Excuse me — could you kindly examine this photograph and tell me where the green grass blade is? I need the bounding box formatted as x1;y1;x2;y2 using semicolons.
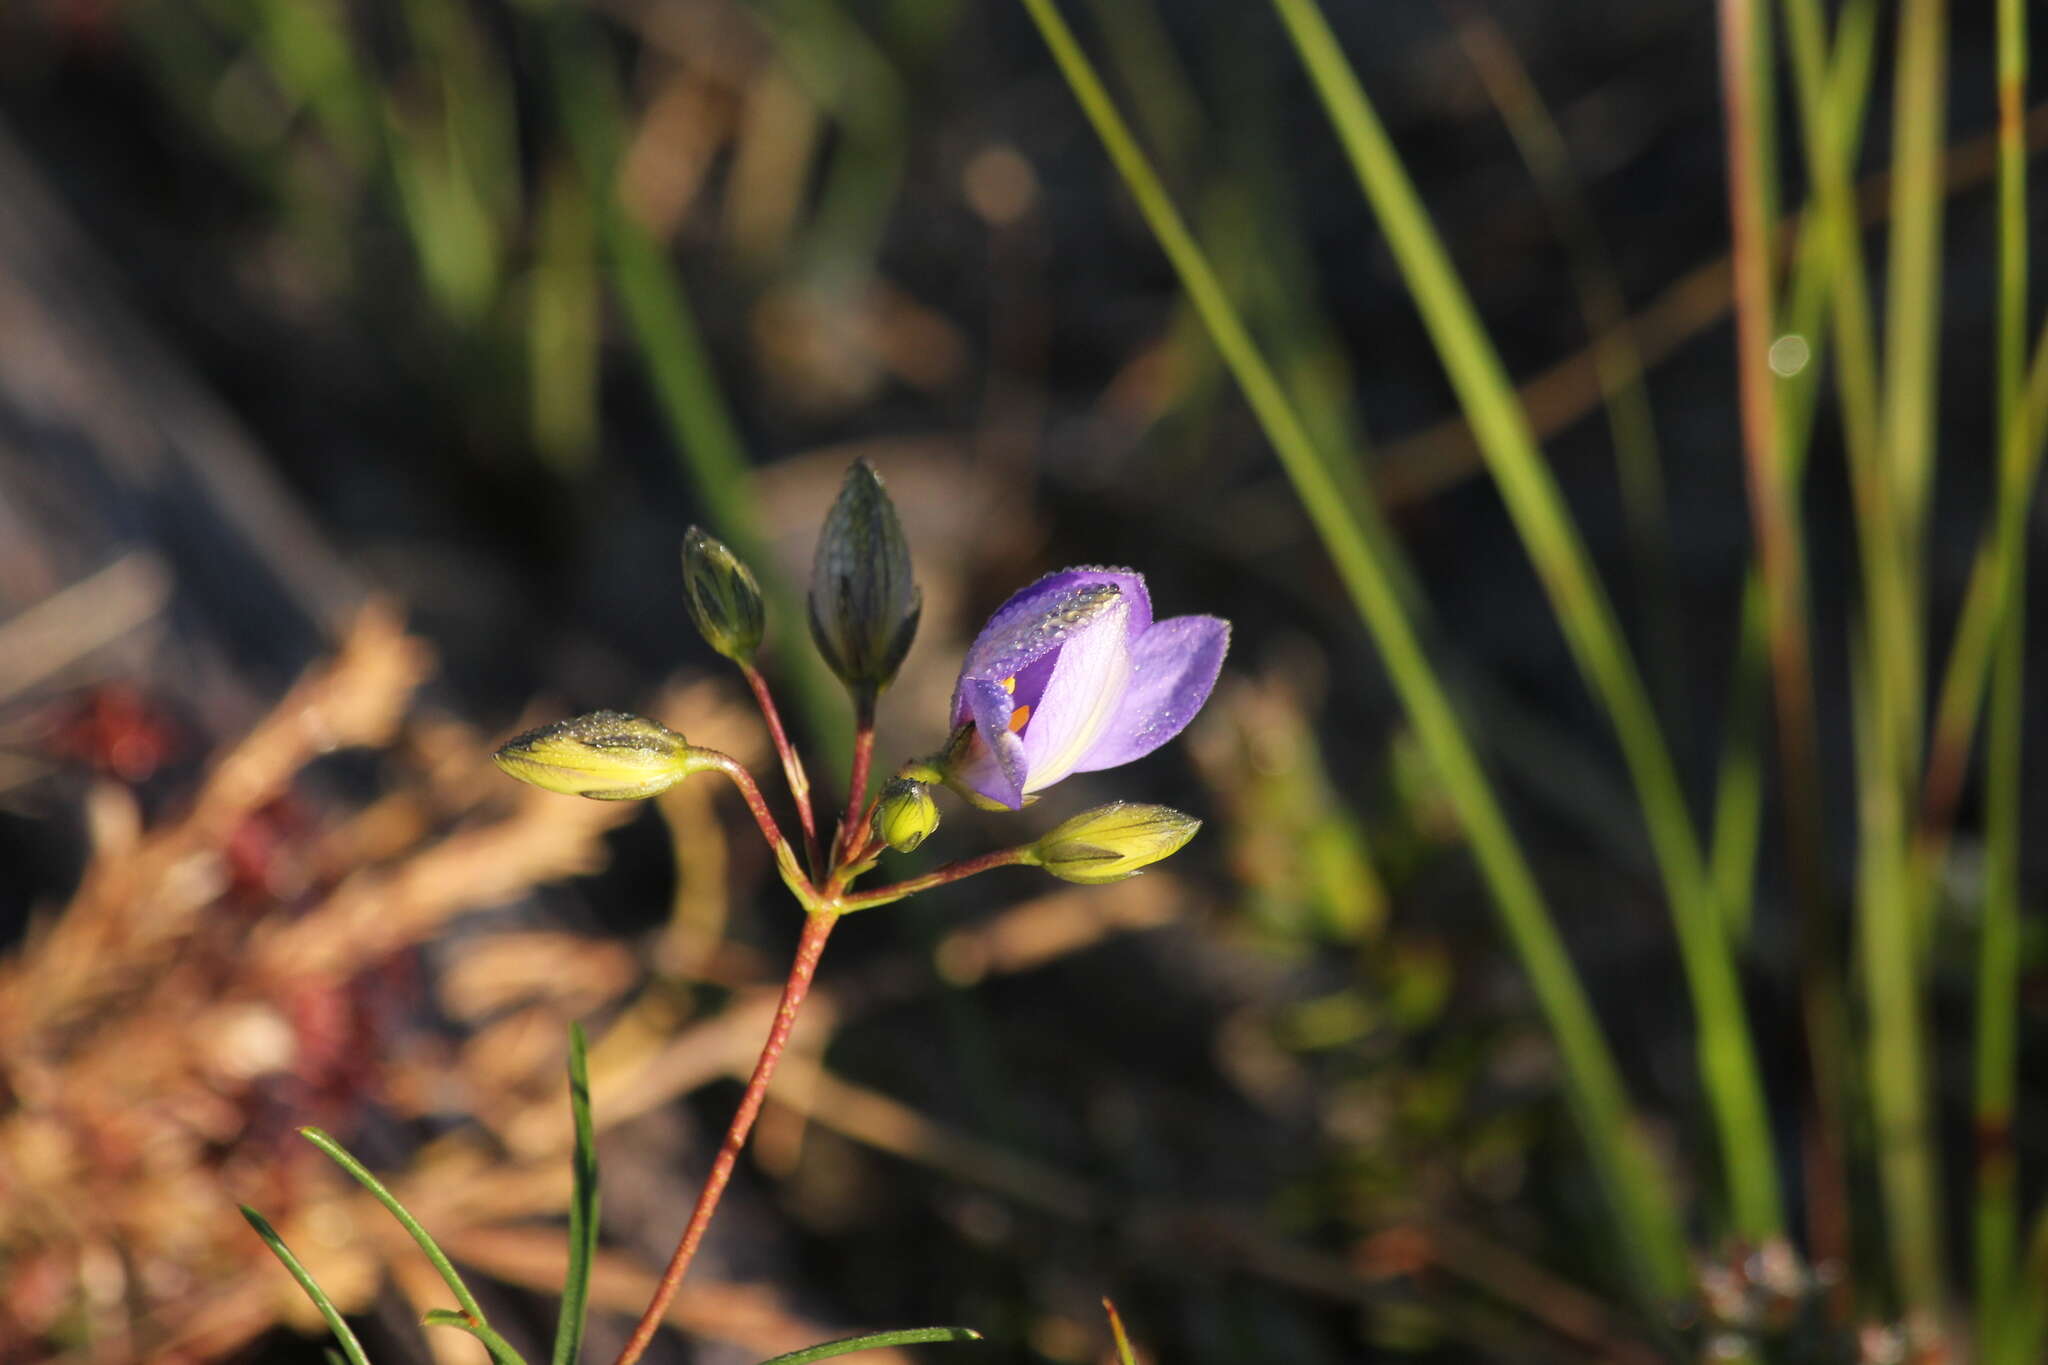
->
754;1327;983;1363
1266;0;1781;1243
1102;1300;1138;1365
1976;0;2030;1345
554;1023;601;1365
239;1206;373;1365
1708;579;1768;938
1015;0;1689;1299
1999;1199;2048;1365
1715;0;1876;948
300;1126;524;1361
1448;5;1684;736
1882;0;1949;564
425;1308;530;1365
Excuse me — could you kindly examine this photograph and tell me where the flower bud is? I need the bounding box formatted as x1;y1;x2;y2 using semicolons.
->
681;527;766;663
493;711;703;800
809;460;920;699
1031;802;1200;884
871;778;941;853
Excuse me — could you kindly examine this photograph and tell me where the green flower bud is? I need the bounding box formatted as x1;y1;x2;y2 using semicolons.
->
1031;802;1201;884
808;460;921;699
493;711;705;800
872;778;941;853
681;527;766;663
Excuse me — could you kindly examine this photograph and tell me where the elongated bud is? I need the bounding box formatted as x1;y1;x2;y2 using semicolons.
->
1031;802;1200;884
681;527;766;663
493;711;707;800
809;460;920;699
872;778;940;852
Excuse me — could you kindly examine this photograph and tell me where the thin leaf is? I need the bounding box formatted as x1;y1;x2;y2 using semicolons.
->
553;1022;601;1365
239;1206;373;1365
1102;1299;1138;1365
300;1126;523;1364
425;1308;530;1365
754;1326;983;1364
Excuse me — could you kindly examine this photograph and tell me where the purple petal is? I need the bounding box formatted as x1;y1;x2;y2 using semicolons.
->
1018;591;1133;793
1075;615;1230;773
956;677;1029;808
955;569;1151;698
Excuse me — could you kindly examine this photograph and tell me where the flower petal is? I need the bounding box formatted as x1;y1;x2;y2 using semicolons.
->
955;569;1151;699
956;677;1029;809
1075;615;1229;773
1019;591;1133;793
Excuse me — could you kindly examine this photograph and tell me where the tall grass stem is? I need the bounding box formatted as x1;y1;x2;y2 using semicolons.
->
1016;0;1690;1298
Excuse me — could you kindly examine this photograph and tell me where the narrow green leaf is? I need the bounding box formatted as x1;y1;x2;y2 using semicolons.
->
755;1327;983;1364
1102;1300;1138;1365
424;1308;529;1365
553;1022;601;1365
239;1205;373;1365
300;1126;525;1364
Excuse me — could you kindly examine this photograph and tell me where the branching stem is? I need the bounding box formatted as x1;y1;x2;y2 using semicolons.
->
741;662;821;876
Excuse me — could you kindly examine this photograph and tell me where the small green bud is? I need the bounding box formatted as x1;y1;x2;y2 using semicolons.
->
493;711;704;800
809;459;920;698
1031;802;1201;884
872;778;941;852
681;527;766;663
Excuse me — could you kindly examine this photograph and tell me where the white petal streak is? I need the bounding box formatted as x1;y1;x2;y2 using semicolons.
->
1020;594;1131;793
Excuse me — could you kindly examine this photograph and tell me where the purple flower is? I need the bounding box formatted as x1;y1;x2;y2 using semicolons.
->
944;568;1229;810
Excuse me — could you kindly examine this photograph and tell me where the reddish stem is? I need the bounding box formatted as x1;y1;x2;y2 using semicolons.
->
611;909;838;1365
697;751;811;904
839;845;1035;913
740;662;821;875
835;697;877;868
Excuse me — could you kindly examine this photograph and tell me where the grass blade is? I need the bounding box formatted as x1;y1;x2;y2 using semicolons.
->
1015;0;1689;1300
1265;0;1781;1244
1975;0;2030;1346
554;1022;601;1365
239;1206;373;1365
1446;2;1683;734
1102;1300;1138;1365
755;1327;984;1363
425;1308;531;1365
300;1126;526;1363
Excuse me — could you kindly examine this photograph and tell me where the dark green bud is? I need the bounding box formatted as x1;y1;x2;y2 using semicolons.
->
681;527;765;663
1031;802;1201;884
872;778;941;853
808;460;920;698
493;710;708;800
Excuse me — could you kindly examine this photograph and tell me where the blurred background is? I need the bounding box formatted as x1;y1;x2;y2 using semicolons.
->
0;0;2038;1361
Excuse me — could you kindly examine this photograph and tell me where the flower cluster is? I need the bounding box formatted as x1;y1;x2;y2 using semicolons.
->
495;460;1229;904
488;460;1228;1343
